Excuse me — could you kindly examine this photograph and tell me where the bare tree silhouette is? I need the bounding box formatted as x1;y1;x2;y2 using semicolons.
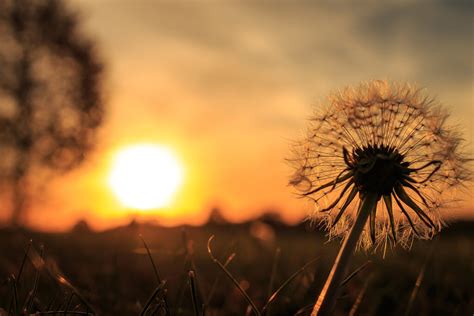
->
0;0;105;225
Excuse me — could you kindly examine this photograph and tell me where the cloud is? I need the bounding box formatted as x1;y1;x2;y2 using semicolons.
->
356;1;472;83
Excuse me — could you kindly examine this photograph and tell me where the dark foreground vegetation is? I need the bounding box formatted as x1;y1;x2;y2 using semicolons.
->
0;218;473;315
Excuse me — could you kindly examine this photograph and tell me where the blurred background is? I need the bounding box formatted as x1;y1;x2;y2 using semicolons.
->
0;0;472;231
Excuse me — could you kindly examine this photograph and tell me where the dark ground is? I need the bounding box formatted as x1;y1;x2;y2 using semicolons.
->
0;218;473;315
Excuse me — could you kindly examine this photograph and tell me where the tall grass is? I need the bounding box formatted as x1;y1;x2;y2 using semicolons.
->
0;222;472;315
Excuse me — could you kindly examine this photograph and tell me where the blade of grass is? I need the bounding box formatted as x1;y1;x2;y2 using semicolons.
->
207;235;261;316
182;229;205;305
189;271;200;316
294;303;314;316
8;240;32;315
17;239;32;282
56;291;69;313
339;261;372;288
139;235;162;283
139;234;170;316
35;253;94;314
7;276;18;316
62;277;96;315
348;278;370;316
262;256;320;314
32;251;94;314
206;252;236;305
404;240;436;316
404;262;427;316
267;248;281;299
140;281;166;316
63;293;74;315
149;301;166;316
25;245;44;313
46;286;61;311
55;275;96;314
175;229;195;312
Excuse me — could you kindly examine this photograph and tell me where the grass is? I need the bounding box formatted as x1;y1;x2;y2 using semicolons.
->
0;220;472;315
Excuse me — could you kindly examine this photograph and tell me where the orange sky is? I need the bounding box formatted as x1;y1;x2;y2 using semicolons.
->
6;1;472;231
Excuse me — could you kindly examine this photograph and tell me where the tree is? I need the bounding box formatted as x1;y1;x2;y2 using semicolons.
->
0;0;105;225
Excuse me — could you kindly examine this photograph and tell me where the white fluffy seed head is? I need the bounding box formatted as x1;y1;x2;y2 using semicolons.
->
289;80;472;250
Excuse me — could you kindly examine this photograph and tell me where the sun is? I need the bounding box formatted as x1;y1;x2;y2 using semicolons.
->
108;144;183;210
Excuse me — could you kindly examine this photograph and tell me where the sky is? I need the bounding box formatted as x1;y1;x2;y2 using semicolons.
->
7;0;473;231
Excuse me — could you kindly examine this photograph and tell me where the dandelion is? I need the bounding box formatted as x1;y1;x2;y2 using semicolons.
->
289;80;471;315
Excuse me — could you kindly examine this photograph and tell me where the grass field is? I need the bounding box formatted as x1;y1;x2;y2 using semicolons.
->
0;219;473;315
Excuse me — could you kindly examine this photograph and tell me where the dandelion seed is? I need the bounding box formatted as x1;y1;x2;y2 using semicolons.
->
289;80;471;316
290;80;471;249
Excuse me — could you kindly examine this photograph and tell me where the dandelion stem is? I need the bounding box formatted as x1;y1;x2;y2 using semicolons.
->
312;192;378;316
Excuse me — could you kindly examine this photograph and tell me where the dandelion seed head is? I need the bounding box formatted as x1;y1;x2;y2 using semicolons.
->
289;80;472;249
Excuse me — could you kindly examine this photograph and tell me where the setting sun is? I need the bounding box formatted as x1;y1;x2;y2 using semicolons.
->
108;144;183;210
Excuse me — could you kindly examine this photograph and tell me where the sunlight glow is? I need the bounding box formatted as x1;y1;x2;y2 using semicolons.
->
109;144;183;210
